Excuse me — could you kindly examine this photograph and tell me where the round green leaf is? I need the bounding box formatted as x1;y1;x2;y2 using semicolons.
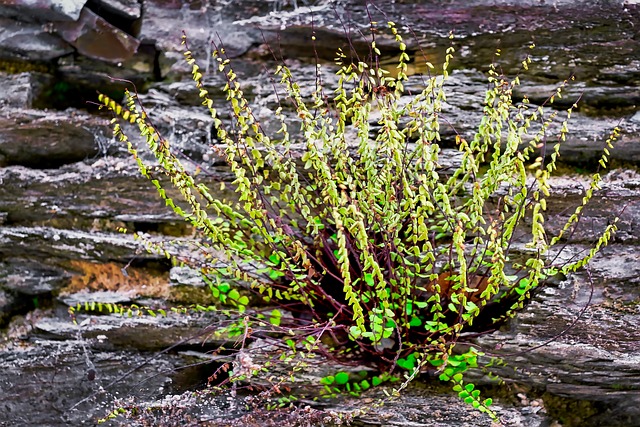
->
228;289;240;301
320;376;335;385
334;372;350;385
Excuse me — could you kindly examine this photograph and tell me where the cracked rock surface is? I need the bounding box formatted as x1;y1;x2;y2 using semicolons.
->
0;1;639;426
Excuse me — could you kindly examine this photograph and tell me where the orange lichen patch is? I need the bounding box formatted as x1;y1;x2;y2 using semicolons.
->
60;260;170;298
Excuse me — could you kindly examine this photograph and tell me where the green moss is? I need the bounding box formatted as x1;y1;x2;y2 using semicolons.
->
0;59;52;74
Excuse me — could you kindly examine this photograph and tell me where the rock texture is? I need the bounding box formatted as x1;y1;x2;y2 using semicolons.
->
0;1;639;426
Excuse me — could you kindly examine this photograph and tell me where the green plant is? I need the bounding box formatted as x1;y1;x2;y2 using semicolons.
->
95;20;619;422
319;370;399;398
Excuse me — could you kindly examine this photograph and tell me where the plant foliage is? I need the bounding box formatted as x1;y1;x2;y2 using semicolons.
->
95;21;619;421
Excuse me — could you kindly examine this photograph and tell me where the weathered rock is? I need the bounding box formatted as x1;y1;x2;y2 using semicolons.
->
0;1;638;426
513;81;640;113
139;0;252;53
55;7;140;63
128;88;226;160
473;243;640;427
0;156;234;228
0;225;200;311
0;116;100;168
54;52;155;109
61;259;171;299
58;289;136;307
0;288;22;326
338;385;547;427
90;0;141;21
114;383;548;427
541;170;640;244
0;17;73;62
0;71;53;108
0;108;112;167
170;266;206;287
0;337;186;426
140;0;260;79
0;0;85;22
0;258;70;295
34;310;228;351
0;226;141;264
424;70;640;165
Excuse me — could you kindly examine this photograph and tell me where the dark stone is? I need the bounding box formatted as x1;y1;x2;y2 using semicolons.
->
0;17;73;62
0;158;192;228
513;82;640;115
474;244;640;427
0;116;99;168
0;1;638;426
0;338;185;426
0;259;70;295
0;0;85;22
0;289;22;326
54;51;154;110
89;0;141;22
0;226;140;263
54;7;140;63
140;0;259;78
33;311;229;351
0;71;53;108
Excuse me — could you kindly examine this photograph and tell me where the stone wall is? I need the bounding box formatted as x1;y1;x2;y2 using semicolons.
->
0;1;639;426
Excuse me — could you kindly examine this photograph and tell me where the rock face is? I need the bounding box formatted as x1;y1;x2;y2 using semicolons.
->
0;1;639;426
0;115;101;168
0;0;86;22
55;7;140;63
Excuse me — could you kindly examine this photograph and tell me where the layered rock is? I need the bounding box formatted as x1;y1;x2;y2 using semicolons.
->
0;1;639;426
